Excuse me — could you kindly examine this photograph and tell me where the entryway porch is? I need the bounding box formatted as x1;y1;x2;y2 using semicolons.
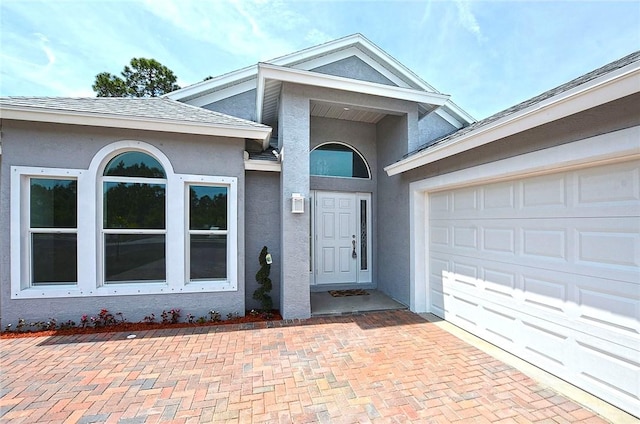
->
310;289;406;316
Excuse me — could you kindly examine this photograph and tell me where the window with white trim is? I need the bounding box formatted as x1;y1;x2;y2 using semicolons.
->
11;140;238;299
187;184;228;281
101;152;167;283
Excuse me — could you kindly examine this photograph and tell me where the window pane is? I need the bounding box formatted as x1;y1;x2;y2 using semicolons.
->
32;233;77;284
310;143;369;178
30;179;77;228
105;234;165;282
189;185;228;230
190;235;227;280
104;182;165;229
104;152;166;178
360;200;368;271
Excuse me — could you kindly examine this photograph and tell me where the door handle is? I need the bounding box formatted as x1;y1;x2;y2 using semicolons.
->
352;238;357;259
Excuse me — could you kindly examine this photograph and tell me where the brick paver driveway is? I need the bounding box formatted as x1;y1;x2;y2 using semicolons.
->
1;310;609;423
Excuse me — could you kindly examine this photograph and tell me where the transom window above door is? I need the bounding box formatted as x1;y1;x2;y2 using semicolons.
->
310;143;370;179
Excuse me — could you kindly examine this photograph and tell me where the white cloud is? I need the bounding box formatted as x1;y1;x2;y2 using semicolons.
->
455;0;486;43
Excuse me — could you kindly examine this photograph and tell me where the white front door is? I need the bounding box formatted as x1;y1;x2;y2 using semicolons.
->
314;191;371;285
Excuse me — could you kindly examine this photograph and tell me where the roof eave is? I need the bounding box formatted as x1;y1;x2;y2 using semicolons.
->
256;63;450;124
0;107;272;143
385;60;640;176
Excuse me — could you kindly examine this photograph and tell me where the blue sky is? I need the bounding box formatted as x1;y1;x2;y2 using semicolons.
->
1;0;638;120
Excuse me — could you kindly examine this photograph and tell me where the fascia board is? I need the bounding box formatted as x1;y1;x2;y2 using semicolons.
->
1;107;272;142
287;47;412;89
244;159;281;172
271;34;438;93
386;62;640;176
165;65;258;102
257;63;450;108
184;79;257;108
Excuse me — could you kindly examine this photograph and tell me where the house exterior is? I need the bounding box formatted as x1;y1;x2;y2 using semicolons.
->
0;34;638;415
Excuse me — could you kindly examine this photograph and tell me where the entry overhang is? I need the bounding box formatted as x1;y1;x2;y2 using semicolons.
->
256;62;451;141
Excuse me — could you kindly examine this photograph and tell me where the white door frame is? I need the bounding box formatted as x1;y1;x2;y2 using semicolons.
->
311;190;372;286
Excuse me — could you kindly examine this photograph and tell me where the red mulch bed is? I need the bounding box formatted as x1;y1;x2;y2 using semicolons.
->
0;311;283;339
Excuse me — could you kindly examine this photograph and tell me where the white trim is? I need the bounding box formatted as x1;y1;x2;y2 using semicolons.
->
269;34;439;93
164;65;258;102
287;46;413;89
257;63;450;123
181;175;238;292
182;79;257;108
408;126;640;313
11;166;85;298
244;160;281;172
1;106;271;142
387;60;640;176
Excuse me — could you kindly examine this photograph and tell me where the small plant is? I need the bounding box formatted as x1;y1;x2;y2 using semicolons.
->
196;316;207;324
59;320;76;330
209;310;221;322
143;313;156;324
253;246;273;311
95;309;116;327
186;314;195;324
249;309;260;317
80;314;90;328
226;312;239;321
115;312;126;323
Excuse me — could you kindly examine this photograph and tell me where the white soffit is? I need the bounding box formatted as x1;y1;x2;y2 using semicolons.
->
0;106;272;142
386;59;640;176
256;63;450;124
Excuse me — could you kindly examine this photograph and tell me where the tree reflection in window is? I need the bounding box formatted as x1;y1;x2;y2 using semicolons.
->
104;151;166;178
310;143;370;179
102;151;167;283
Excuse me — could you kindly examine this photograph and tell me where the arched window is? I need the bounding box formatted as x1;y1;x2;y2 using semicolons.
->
310;143;370;179
101;151;167;283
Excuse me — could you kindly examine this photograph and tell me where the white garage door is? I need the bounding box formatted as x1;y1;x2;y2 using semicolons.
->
428;159;640;416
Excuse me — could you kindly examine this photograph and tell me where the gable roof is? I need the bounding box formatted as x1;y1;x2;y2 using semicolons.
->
0;97;272;142
385;50;640;176
165;34;474;133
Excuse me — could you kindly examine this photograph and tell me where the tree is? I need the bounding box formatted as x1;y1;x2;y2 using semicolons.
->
93;58;180;97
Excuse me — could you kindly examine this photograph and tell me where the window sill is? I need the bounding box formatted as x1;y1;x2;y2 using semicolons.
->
12;281;237;299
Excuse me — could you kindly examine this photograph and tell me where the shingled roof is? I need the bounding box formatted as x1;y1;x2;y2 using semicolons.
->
406;50;640;159
0;96;272;142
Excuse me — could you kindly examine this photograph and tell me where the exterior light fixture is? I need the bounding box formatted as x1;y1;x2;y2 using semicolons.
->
291;193;304;213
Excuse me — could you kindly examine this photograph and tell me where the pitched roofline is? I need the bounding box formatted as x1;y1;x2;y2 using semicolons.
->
0;103;272;142
385;54;640;176
164;34;474;127
256;62;450;123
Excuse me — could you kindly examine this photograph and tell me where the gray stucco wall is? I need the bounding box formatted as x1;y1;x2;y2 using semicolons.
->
204;89;257;122
278;83;312;319
312;56;396;86
418;112;458;147
244;171;281;310
376;114;412;305
0;120;248;326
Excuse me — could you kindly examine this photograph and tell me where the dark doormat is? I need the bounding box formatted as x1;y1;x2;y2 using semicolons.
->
328;289;370;297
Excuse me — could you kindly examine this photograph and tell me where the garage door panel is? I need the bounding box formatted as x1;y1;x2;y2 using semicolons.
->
575;280;640;337
575;160;640;206
431;217;639;282
575;335;640;408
